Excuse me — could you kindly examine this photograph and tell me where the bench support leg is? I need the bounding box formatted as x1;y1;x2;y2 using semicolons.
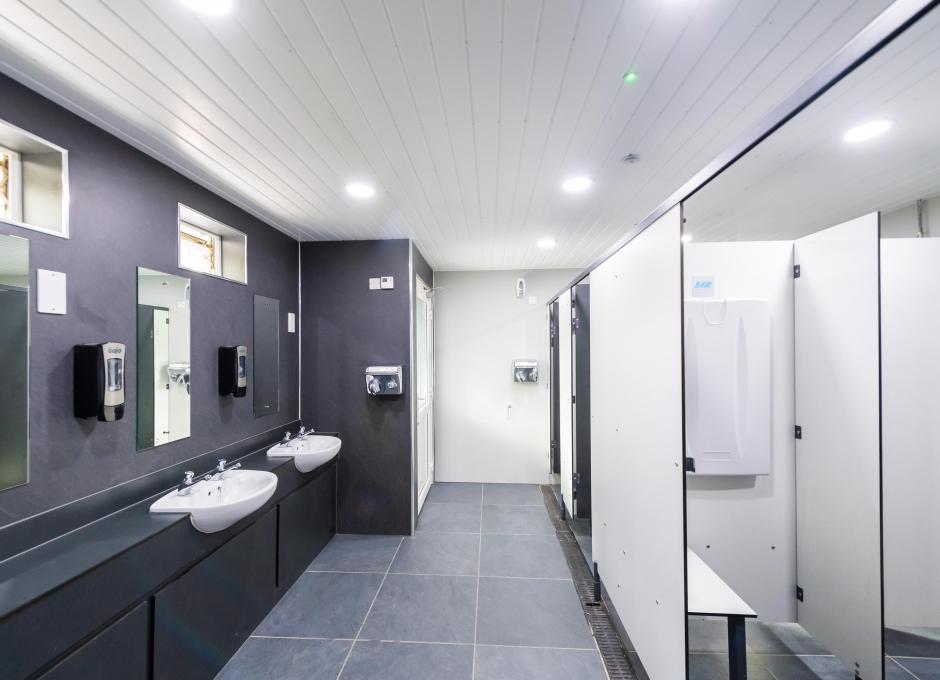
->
727;615;747;680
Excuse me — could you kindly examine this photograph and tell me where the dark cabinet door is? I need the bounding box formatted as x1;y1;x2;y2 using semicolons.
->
278;464;336;591
153;509;277;680
40;601;149;680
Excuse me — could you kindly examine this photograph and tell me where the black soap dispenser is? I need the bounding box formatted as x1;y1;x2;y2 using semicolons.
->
219;345;248;397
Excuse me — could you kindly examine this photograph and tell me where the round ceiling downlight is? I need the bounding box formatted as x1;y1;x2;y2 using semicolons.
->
562;176;592;193
843;120;892;144
345;183;376;199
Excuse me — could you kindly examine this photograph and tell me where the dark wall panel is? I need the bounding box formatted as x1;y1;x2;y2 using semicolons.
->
301;240;412;535
0;73;299;531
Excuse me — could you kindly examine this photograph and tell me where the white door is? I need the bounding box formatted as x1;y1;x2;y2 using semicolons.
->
153;308;170;446
416;278;435;511
558;288;574;515
794;213;882;680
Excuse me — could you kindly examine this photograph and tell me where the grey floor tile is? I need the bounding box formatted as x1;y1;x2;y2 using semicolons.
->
483;483;544;506
339;640;474;680
887;657;928;679
391;532;480;576
576;534;593;567
479;533;570;579
254;572;383;639
416;502;481;533
308;534;403;573
482;505;555;535
886;627;940;658
894;657;940;679
360;574;477;643
746;621;830;655
476;576;594;648
688;652;773;680
760;654;856;680
216;638;350;680
688;617;730;654
474;645;607;680
426;482;482;504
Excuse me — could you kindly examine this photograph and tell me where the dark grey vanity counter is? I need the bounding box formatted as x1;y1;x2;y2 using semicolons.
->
0;448;294;621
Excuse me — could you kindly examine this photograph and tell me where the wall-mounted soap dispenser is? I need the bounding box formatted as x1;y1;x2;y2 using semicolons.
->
365;366;403;396
74;342;126;421
219;345;248;397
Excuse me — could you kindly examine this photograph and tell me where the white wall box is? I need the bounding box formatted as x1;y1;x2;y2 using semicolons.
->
36;269;66;315
684;298;771;476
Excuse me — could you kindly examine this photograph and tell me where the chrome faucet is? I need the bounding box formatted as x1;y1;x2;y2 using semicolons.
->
177;470;209;495
297;424;315;439
281;431;293;446
210;458;241;480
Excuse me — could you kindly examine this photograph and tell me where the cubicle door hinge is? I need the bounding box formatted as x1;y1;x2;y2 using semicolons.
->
793;264;801;279
795;425;802;440
571;394;576;404
551;439;557;451
571;316;580;332
684;456;696;473
796;585;804;602
572;472;580;498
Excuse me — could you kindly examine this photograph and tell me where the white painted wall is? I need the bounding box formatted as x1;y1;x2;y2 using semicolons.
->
683;241;796;622
433;269;579;484
882;238;940;628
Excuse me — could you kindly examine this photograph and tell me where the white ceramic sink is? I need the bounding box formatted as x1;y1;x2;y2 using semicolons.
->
150;469;278;533
267;435;341;473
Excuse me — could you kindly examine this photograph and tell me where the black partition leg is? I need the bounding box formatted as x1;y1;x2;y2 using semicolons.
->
727;615;747;680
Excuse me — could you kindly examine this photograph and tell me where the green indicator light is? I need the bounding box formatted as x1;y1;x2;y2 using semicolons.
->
623;71;638;84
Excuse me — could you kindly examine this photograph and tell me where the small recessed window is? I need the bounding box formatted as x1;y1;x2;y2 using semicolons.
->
177;204;247;284
0;118;69;238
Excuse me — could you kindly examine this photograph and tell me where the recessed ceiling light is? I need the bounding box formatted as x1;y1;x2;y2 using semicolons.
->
843;119;892;144
681;234;693;243
562;176;592;193
623;71;639;84
345;183;376;199
179;0;232;16
537;238;557;249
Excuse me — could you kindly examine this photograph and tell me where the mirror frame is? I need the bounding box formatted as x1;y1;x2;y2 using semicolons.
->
0;233;30;492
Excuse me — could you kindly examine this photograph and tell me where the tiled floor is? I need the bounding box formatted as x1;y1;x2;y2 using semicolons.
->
217;482;608;680
689;618;940;679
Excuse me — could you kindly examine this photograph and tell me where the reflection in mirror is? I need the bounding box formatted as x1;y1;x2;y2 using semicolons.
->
252;295;279;417
882;202;940;663
0;118;68;237
0;234;28;490
137;268;190;450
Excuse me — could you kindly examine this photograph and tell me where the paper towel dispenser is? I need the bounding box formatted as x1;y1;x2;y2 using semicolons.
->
74;342;126;422
512;360;539;383
365;366;402;396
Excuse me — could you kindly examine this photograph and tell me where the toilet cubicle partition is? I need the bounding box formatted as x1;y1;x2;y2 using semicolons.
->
590;206;687;679
558;288;574;515
793;213;883;678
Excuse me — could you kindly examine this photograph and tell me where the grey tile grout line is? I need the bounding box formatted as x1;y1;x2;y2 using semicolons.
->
334;536;404;680
305;568;571;582
890;657;923;680
472;482;484;680
249;635;597;652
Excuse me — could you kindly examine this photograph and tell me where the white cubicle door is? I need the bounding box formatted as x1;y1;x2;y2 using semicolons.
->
558;288;574;514
794;212;882;680
591;206;686;680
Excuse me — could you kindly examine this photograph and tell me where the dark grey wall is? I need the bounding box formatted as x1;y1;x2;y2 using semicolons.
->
0;73;299;530
301;240;412;535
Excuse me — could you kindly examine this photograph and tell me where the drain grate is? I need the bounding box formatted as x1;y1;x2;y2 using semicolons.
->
541;486;637;680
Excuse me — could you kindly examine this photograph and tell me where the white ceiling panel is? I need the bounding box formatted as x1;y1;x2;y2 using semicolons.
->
0;0;898;269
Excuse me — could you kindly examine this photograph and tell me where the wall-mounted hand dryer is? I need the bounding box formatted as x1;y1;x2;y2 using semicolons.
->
74;342;126;422
512;360;539;383
219;345;248;397
365;366;403;396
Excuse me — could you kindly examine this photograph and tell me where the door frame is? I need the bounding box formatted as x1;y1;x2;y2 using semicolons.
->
415;276;434;512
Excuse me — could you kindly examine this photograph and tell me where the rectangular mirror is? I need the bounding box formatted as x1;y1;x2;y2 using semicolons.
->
137;268;190;450
0;118;68;238
0;234;28;490
252;294;279;417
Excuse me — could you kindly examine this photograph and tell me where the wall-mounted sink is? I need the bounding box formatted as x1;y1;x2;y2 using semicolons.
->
150;469;278;533
268;435;341;473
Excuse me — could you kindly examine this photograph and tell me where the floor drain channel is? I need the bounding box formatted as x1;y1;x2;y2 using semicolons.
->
541;486;637;680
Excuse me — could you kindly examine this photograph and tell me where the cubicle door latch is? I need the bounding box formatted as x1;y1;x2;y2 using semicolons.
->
796;586;804;602
684;456;696;473
572;472;580;499
793;264;801;279
795;425;802;440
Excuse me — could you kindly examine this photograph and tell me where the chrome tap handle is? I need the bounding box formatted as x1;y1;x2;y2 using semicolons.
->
183;471;194;484
297;425;307;438
281;431;292;445
217;459;227;472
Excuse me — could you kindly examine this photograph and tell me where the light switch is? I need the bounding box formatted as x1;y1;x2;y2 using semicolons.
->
369;277;381;290
37;269;67;314
380;276;395;289
287;312;296;333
